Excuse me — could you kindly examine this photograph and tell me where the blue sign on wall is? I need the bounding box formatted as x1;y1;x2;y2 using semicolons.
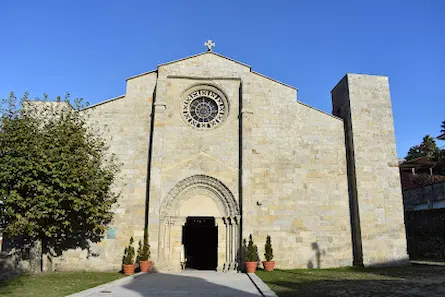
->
107;227;117;239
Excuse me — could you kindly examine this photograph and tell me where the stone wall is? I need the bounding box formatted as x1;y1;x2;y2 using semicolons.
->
147;53;353;269
332;74;409;266
246;74;352;269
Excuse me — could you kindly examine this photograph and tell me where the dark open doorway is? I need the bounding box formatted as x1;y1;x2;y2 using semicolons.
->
182;216;217;270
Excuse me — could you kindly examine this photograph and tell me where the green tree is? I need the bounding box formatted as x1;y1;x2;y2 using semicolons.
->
405;135;439;161
436;149;445;175
405;145;423;161
419;135;439;158
0;92;120;270
441;120;445;133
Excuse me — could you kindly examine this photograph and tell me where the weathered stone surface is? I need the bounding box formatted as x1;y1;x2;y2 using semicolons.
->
332;74;409;266
50;52;406;271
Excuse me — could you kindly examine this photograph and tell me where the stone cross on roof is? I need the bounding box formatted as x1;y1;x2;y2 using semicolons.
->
204;40;215;52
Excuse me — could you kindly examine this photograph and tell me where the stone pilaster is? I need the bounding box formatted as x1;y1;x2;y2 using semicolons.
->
217;218;226;271
240;83;253;262
148;77;167;265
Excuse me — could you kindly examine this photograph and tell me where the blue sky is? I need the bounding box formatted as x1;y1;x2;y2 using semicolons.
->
1;1;444;157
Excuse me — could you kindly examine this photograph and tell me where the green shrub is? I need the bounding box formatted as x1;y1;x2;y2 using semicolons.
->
123;237;135;265
245;234;258;262
264;235;274;261
136;239;142;262
138;228;151;261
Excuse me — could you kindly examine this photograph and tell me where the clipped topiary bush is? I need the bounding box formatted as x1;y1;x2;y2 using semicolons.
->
139;228;151;261
246;234;258;262
123;237;135;265
264;235;274;261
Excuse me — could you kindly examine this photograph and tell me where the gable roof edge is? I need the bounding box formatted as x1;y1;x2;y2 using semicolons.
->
251;70;297;90
81;95;125;111
158;51;251;69
296;100;343;121
126;70;157;81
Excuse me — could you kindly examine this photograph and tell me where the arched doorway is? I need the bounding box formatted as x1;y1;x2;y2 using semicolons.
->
158;175;240;272
182;216;217;270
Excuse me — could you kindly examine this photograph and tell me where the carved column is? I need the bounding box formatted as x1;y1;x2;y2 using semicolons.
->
217;218;226;272
232;217;238;269
232;217;236;269
166;217;173;270
222;217;229;270
229;217;235;269
234;215;240;269
171;217;185;272
158;217;168;267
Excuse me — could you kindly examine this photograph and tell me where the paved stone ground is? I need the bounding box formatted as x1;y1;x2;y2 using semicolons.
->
72;271;266;297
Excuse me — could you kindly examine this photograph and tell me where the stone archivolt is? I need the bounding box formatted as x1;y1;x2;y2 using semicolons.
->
161;175;239;218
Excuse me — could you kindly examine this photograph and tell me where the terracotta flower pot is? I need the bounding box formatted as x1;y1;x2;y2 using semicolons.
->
122;263;136;275
139;260;153;272
263;261;275;272
245;261;257;273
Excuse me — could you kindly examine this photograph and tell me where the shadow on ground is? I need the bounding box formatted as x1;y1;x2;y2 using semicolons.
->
96;271;263;297
257;265;445;297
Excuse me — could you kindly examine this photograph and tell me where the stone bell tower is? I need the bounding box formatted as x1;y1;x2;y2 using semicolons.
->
331;74;409;266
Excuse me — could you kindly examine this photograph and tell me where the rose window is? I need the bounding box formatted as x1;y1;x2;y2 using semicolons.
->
182;89;228;129
190;97;219;123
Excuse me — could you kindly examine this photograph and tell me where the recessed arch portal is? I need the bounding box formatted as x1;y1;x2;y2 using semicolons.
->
158;175;240;272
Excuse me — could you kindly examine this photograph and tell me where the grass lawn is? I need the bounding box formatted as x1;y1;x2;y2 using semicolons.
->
0;271;124;297
256;265;445;297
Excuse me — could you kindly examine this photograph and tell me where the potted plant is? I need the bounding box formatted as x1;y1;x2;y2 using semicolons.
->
122;237;136;275
244;234;258;273
263;235;275;271
137;228;152;272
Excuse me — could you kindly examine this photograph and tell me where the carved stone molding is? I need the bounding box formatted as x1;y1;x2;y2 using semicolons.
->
161;175;239;218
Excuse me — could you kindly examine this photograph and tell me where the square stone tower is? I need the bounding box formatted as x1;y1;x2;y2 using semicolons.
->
331;74;409;266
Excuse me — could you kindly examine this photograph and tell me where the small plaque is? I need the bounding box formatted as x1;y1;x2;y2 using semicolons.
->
107;227;117;239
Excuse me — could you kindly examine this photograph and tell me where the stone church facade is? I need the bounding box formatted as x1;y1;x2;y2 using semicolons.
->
53;50;408;272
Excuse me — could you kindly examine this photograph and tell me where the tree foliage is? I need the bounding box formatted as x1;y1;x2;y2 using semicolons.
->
436;149;445;175
441;120;445;133
419;135;439;159
405;145;423;161
406;135;439;161
0;92;120;260
405;129;445;175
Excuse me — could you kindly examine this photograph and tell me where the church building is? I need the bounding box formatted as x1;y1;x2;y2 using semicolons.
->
55;42;408;272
